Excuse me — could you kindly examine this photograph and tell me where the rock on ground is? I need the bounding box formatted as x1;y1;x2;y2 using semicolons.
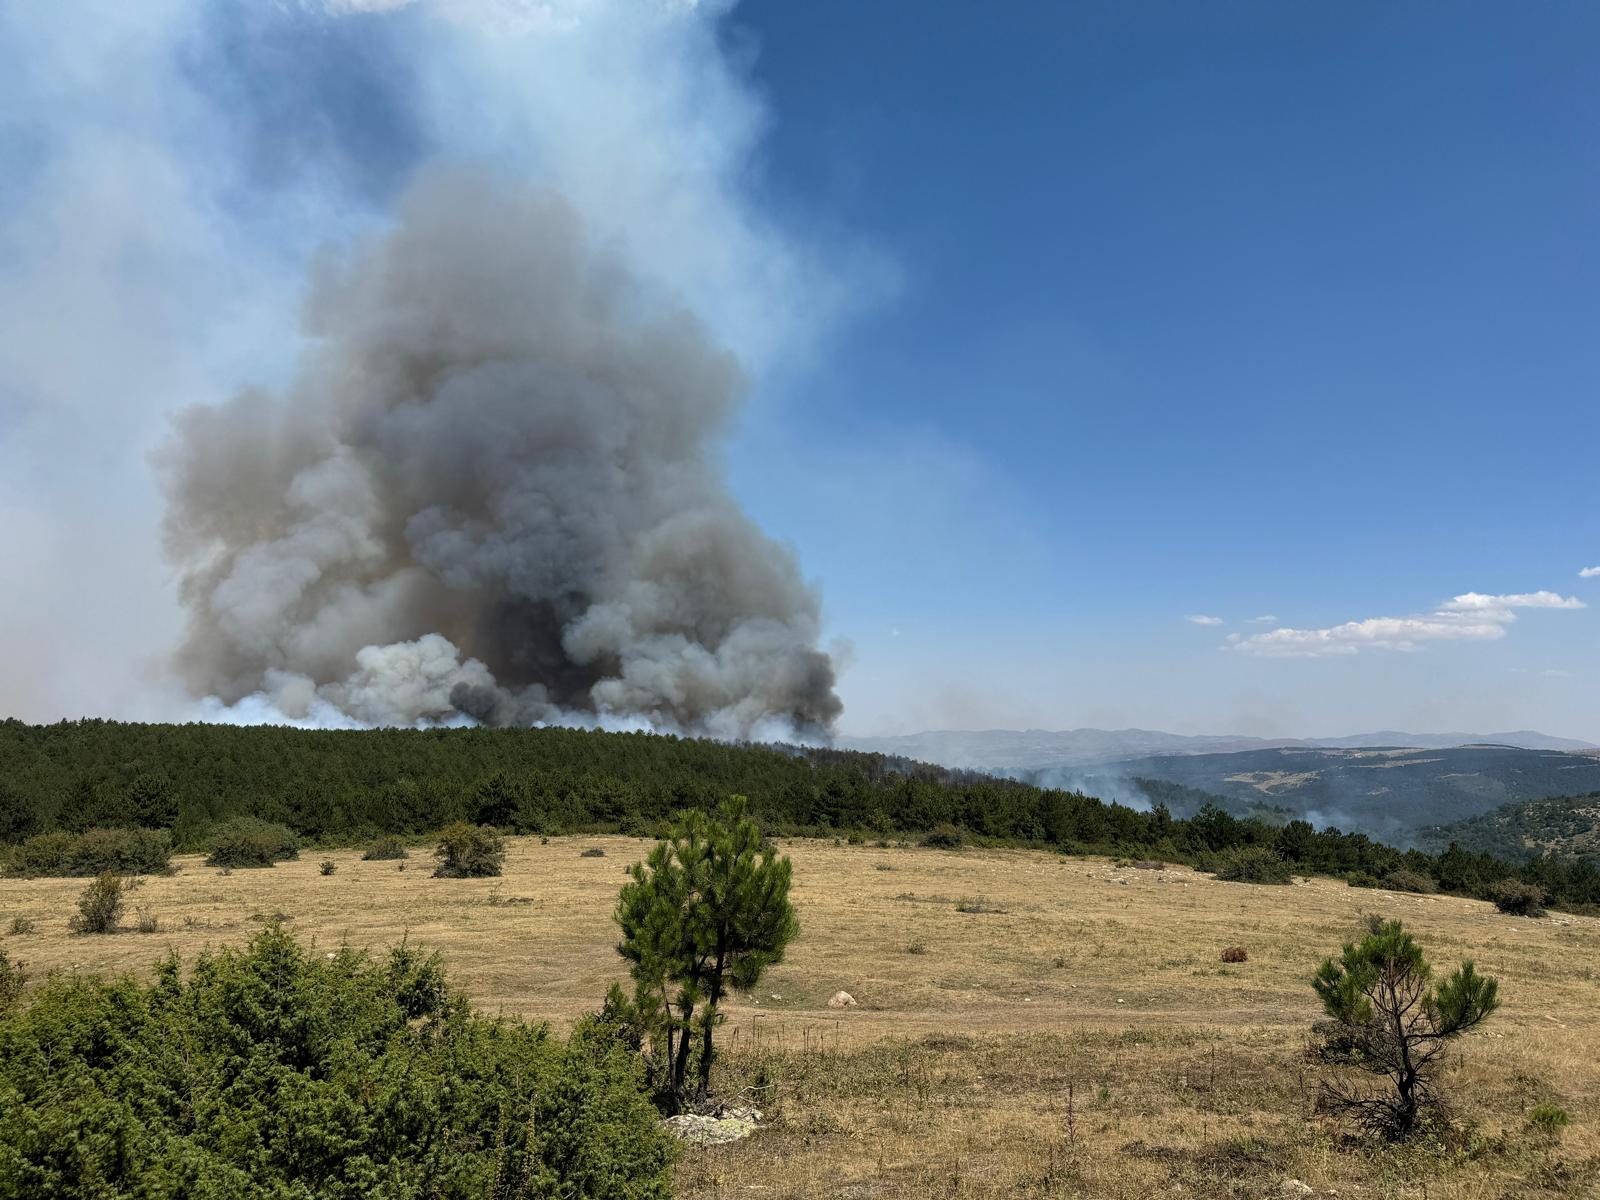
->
663;1108;762;1146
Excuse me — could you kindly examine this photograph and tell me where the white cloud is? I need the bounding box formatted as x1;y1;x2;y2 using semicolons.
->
1231;589;1586;658
1543;668;1573;678
1185;614;1224;626
1439;591;1585;614
1247;614;1278;625
1581;565;1600;579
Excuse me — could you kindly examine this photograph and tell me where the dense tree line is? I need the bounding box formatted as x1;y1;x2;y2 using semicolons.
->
3;719;1598;911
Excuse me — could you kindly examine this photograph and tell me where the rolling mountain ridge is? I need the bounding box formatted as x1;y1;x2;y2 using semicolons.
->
838;727;1597;772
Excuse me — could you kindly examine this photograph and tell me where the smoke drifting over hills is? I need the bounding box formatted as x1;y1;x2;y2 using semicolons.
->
161;172;840;738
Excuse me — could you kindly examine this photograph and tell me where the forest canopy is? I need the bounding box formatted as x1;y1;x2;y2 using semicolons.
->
1;719;1597;912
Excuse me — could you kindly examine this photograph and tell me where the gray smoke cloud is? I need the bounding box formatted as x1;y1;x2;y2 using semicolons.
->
160;169;841;739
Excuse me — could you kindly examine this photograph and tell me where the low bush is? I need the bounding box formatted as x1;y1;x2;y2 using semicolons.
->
5;832;73;877
6;828;171;878
434;822;506;878
69;872;124;934
135;906;159;934
1529;1103;1570;1137
1220;946;1248;963
1381;869;1436;894
1347;871;1380;888
955;896;1005;914
319;860;337;876
361;835;409;861
1492;878;1546;917
206;818;301;868
0;925;675;1198
580;847;607;858
1210;845;1293;885
922;824;966;850
8;916;34;935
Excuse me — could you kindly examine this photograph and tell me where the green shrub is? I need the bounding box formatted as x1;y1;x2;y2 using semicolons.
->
580;847;607;858
205;818;300;868
6;832;75;877
69;872;124;934
0;947;23;1014
1347;871;1380;888
1529;1102;1570;1137
1210;845;1293;885
0;925;674;1198
1492;878;1546;917
5;828;170;878
319;859;337;876
7;916;34;936
433;822;506;878
1381;869;1436;894
922;824;966;850
361;835;409;861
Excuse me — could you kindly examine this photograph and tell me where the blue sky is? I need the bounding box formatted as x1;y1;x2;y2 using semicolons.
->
0;1;1594;739
721;1;1600;736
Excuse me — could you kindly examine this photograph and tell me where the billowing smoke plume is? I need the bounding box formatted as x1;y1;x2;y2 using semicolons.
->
160;168;841;739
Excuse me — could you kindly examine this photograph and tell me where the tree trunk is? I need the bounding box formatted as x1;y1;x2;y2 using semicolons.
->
697;1006;715;1101
670;1001;695;1113
697;944;729;1102
1395;1065;1417;1135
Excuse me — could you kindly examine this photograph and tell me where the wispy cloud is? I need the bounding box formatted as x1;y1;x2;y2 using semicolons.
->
1543;668;1573;678
1438;591;1585;613
1581;565;1600;579
1185;614;1224;626
1246;614;1278;625
1231;590;1586;658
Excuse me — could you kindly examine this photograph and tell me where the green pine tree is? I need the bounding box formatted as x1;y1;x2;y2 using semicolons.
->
1312;917;1498;1137
615;795;798;1111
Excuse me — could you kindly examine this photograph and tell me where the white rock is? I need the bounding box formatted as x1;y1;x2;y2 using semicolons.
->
663;1114;758;1145
827;990;858;1008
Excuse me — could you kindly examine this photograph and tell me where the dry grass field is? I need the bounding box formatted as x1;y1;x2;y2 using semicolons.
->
3;836;1598;1198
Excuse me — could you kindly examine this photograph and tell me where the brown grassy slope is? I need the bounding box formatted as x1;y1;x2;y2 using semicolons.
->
3;837;1598;1198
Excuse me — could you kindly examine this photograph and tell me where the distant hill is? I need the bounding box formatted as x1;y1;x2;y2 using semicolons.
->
838;727;1597;771
1419;792;1600;863
1080;745;1600;841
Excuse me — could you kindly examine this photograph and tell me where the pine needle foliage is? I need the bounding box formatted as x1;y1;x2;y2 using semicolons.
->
616;795;798;1112
0;924;673;1198
1312;918;1498;1138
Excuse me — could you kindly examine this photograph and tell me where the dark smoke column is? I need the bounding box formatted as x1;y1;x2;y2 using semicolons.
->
159;169;841;739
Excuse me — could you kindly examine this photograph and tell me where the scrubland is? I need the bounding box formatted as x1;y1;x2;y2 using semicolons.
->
3;836;1596;1198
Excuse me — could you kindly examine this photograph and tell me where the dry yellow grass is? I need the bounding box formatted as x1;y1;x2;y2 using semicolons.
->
3;836;1598;1198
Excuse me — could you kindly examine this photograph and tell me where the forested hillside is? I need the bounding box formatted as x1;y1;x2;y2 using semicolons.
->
1421;792;1600;863
1097;745;1600;838
3;719;1600;911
